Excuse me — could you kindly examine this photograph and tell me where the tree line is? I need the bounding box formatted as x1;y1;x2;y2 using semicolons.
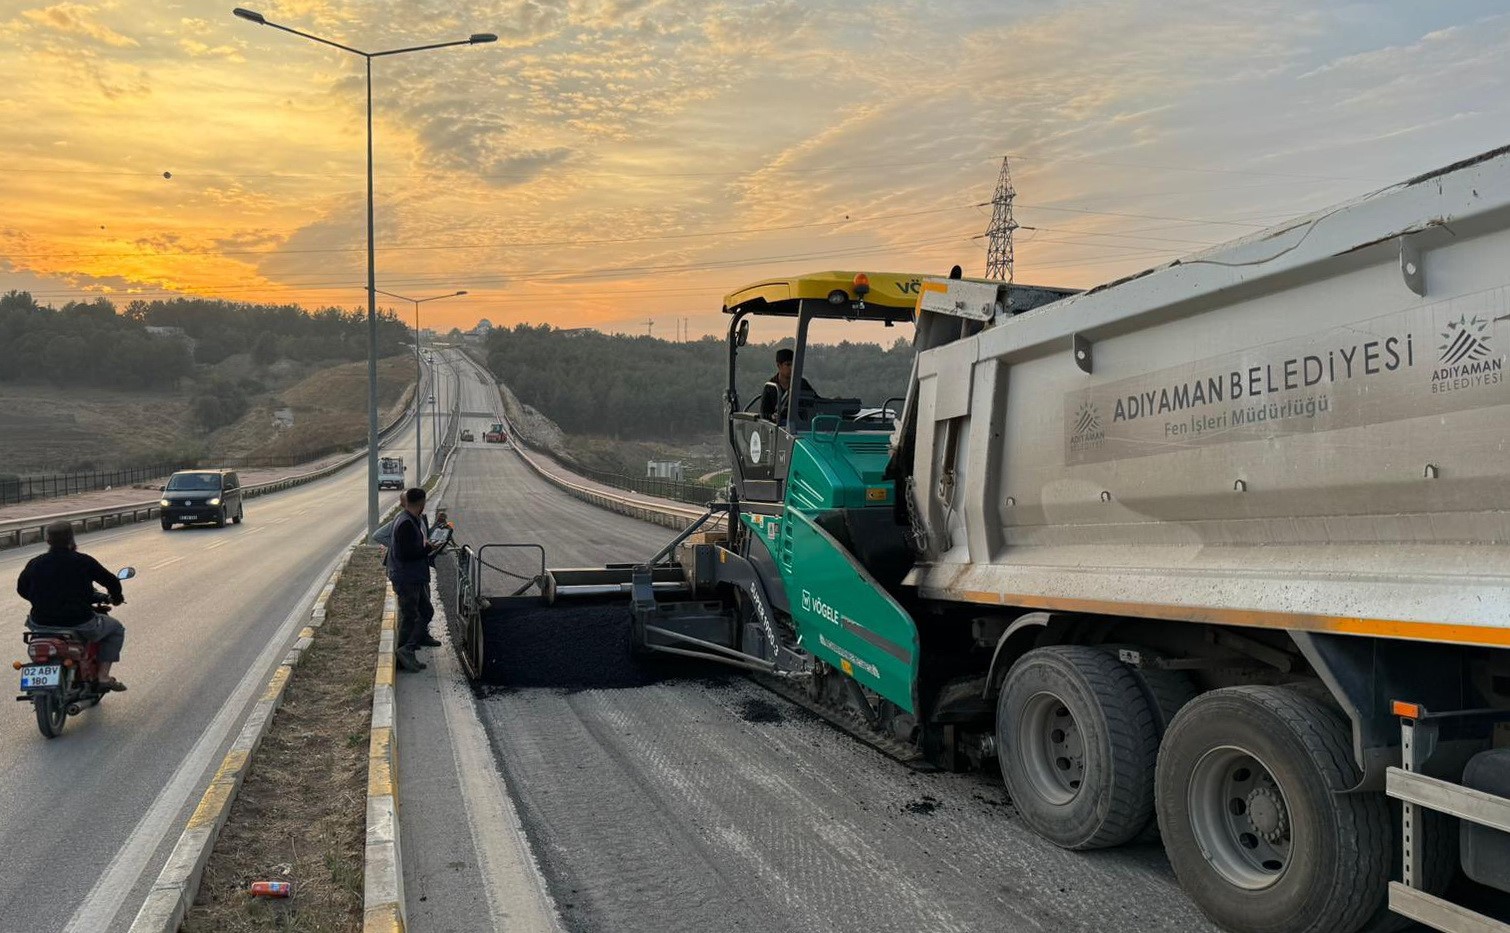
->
0;291;407;387
484;324;915;440
0;291;411;430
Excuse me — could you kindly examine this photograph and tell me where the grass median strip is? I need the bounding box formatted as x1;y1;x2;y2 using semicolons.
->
184;546;387;933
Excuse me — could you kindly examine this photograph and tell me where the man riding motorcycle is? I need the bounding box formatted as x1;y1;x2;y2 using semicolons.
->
16;521;128;691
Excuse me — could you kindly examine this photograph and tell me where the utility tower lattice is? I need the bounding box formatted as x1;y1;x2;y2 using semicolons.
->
984;157;1018;282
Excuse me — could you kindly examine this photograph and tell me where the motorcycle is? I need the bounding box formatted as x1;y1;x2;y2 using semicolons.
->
14;566;135;738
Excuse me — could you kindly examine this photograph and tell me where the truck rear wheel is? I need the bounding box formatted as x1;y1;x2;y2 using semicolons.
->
996;646;1159;849
1155;686;1388;933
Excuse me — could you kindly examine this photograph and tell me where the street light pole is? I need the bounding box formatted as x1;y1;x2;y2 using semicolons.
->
233;8;496;536
375;289;466;477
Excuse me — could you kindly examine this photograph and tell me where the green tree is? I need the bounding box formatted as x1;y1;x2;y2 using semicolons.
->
251;332;280;365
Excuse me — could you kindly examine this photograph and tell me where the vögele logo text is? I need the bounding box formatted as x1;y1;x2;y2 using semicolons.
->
801;589;841;625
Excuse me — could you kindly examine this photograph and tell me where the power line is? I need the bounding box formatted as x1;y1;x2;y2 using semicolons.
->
0;203;988;261
8;233;982;301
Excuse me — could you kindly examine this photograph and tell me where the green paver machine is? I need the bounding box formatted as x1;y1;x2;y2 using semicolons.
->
532;271;1072;756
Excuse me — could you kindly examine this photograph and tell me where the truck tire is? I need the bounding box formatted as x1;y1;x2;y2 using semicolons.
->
997;646;1159;850
1100;647;1199;843
1354;805;1458;933
1155;686;1389;933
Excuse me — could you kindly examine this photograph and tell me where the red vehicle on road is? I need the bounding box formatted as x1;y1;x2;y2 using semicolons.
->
484;422;509;444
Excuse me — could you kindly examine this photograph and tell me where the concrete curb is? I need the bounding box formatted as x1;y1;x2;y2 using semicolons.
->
125;546;359;933
363;591;404;933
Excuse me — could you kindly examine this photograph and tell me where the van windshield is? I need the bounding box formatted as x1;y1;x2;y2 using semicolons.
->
166;472;221;491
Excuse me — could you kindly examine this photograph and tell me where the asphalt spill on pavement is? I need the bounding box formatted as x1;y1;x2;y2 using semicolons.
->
736;698;785;724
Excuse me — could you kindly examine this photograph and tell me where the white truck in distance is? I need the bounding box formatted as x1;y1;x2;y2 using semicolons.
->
377;456;405;490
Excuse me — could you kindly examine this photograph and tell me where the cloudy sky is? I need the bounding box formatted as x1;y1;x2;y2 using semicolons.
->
3;0;1509;337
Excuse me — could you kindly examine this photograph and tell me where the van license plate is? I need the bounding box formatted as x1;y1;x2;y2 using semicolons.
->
181;514;198;521
21;664;61;689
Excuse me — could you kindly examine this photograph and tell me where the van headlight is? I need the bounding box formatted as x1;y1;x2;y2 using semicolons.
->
207;497;221;506
159;499;170;507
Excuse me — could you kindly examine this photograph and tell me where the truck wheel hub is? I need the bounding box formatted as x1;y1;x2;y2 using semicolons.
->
1246;786;1287;843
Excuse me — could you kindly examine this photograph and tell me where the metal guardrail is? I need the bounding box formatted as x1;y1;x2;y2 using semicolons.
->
566;464;719;506
509;442;714;531
0;367;432;550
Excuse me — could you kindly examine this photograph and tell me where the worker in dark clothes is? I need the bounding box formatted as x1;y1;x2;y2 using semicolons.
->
17;521;128;690
759;347;818;423
386;487;443;672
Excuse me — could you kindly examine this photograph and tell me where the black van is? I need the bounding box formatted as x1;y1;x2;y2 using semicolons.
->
159;469;244;530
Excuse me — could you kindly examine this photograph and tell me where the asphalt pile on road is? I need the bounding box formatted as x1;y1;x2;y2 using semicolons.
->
475;596;732;691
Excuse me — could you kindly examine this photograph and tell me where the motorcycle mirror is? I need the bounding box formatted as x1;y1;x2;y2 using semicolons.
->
117;567;136;580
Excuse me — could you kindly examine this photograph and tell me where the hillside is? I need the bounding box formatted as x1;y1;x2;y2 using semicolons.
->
211;356;416;462
0;289;417;474
4;355;414;474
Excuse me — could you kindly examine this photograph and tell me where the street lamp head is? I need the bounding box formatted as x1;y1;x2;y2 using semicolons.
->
469;33;498;44
232;8;267;24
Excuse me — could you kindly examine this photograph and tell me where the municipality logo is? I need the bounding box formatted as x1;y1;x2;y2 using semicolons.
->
1069;400;1105;451
1438;315;1493;366
800;590;812;612
1432;314;1504;390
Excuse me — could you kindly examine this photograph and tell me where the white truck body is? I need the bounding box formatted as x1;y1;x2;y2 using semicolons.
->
907;146;1510;645
901;146;1510;933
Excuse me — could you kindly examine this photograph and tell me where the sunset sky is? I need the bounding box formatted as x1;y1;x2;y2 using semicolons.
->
4;0;1510;338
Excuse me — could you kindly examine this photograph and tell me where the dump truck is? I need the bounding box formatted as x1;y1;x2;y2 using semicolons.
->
458;146;1510;933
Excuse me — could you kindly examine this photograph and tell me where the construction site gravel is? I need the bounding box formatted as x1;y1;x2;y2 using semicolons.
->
439;446;1217;933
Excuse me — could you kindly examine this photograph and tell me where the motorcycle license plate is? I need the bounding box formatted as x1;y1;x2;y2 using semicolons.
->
20;664;61;689
180;514;198;521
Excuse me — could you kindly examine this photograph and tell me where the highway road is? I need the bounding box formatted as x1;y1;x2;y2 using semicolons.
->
0;352;461;933
432;354;1215;933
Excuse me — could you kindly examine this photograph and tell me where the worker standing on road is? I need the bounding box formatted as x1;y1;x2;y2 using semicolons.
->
759;347;817;423
387;487;443;672
16;521;128;691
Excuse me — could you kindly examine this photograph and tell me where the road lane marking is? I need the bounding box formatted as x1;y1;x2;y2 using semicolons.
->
205;539;229;550
150;556;184;570
60;532;361;933
429;590;564;932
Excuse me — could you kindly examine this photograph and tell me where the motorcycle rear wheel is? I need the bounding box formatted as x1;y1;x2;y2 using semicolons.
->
34;693;67;739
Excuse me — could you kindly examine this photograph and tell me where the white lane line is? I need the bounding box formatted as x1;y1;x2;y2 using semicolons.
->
431;601;564;932
149;556;184;570
61;535;359;933
205;540;229;550
243;526;265;536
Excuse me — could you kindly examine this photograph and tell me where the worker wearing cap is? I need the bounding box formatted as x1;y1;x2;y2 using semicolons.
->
759;347;818;424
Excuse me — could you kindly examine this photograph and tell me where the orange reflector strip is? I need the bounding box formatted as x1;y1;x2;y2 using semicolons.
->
1392;700;1423;720
866;487;888;501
